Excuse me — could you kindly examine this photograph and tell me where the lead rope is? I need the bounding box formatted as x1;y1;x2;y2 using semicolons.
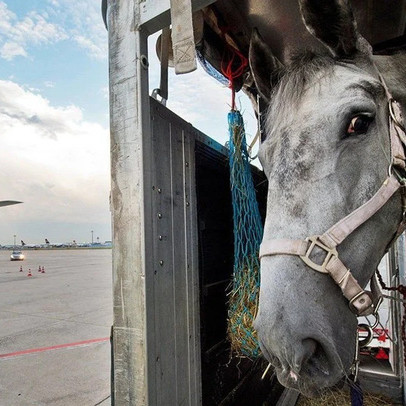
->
349;331;363;406
350;381;364;406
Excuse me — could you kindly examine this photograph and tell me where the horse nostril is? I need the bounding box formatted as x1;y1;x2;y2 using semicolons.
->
296;338;331;377
294;338;318;371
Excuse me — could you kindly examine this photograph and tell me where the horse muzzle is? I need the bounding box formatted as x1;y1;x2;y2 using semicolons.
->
256;256;357;396
257;327;349;397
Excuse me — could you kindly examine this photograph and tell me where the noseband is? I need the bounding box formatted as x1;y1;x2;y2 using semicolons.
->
259;74;406;317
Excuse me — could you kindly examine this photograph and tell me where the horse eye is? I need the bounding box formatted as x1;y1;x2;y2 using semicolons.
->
346;115;372;136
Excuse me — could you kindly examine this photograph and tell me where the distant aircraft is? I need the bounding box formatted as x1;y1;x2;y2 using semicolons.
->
0;201;22;207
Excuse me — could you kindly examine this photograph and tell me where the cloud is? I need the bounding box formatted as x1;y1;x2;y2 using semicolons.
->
0;2;67;60
73;34;105;60
16;12;67;44
100;86;109;100
0;80;110;243
0;41;26;60
47;0;107;60
0;1;14;31
0;81;83;138
0;1;107;61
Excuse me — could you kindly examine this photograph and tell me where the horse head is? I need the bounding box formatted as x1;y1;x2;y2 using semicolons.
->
249;0;406;396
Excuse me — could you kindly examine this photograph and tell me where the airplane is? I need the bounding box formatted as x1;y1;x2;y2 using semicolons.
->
0;201;22;207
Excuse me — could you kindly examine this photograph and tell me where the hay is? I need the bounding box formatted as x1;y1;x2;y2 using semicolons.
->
297;388;399;406
227;259;260;357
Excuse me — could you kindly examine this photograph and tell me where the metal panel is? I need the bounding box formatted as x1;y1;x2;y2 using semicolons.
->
148;97;201;406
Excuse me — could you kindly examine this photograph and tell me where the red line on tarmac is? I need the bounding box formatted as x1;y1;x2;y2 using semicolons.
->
0;337;110;359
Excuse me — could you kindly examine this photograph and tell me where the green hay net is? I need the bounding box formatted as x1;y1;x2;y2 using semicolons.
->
227;109;263;357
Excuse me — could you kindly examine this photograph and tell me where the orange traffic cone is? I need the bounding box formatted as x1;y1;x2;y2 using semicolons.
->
19;266;23;272
376;347;389;360
27;269;32;277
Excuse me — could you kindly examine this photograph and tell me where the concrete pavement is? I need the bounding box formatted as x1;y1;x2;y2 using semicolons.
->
0;249;113;406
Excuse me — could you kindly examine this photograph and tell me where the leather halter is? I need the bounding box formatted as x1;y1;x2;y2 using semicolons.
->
259;75;406;317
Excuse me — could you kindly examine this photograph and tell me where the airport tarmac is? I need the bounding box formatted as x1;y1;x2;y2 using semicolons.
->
0;249;113;406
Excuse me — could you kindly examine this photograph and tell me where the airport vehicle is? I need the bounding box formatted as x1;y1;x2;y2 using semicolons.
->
10;251;25;261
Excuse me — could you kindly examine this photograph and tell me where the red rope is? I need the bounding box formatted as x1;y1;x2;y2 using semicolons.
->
219;29;248;111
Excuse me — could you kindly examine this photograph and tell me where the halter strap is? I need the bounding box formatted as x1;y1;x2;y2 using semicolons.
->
260;177;399;315
259;76;406;317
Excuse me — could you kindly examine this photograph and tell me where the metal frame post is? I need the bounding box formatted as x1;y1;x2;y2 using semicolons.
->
108;0;152;403
398;234;406;404
108;1;207;404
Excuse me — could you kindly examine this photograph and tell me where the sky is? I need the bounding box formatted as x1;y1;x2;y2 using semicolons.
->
0;0;256;246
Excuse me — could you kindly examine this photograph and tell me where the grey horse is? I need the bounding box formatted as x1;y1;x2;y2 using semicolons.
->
249;0;406;396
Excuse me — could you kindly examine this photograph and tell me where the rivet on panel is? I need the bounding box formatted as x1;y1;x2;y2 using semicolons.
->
159;260;164;266
158;213;162;219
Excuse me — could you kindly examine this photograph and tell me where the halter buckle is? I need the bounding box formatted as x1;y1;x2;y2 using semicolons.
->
299;235;338;274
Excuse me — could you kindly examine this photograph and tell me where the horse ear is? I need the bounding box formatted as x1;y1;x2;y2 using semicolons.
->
249;28;284;102
299;0;372;58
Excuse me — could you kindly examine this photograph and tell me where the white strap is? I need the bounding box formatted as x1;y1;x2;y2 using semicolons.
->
325;256;373;316
169;0;197;74
320;174;401;248
259;239;375;316
258;174;400;316
260;175;401;258
259;239;307;258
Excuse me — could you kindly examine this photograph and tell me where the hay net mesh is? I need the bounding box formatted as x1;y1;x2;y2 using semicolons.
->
227;109;263;358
